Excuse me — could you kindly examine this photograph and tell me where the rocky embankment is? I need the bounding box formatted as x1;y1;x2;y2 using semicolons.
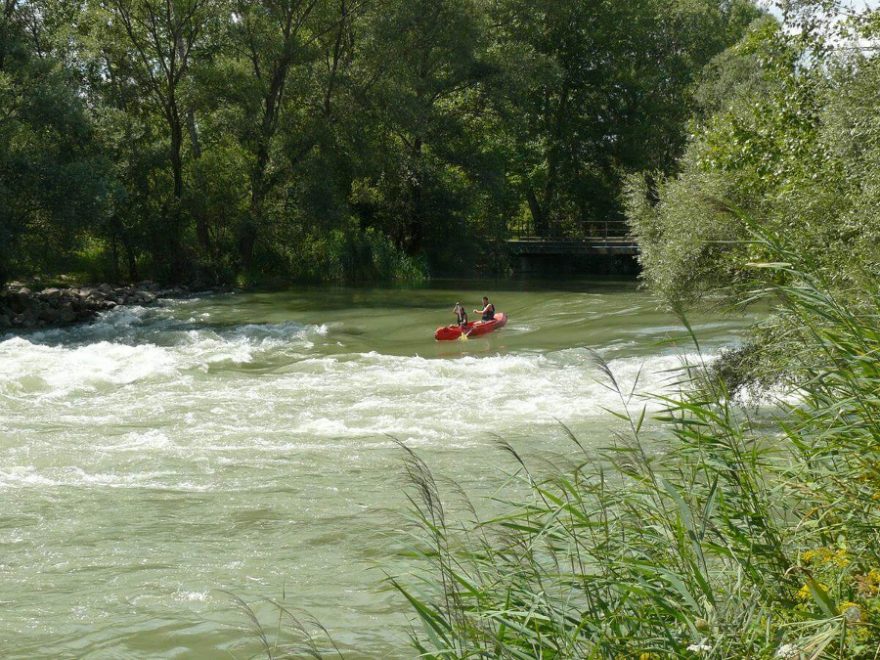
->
0;282;186;330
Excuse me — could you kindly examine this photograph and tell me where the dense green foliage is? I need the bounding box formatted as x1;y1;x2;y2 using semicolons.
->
626;3;880;388
628;5;880;309
0;0;759;285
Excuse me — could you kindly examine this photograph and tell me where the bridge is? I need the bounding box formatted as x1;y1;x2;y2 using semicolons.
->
505;220;639;257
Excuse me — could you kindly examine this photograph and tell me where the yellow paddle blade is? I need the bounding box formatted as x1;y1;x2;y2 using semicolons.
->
458;332;469;341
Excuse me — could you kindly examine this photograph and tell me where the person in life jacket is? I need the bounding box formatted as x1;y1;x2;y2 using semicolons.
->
474;296;495;322
452;302;468;327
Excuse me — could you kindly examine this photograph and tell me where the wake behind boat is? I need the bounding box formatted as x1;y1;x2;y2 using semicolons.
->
435;312;508;341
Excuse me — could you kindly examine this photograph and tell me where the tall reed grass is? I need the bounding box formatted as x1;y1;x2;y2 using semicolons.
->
393;231;880;658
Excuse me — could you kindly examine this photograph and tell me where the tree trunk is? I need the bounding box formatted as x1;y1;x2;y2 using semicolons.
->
176;34;211;257
241;138;270;270
405;137;424;253
167;106;186;277
525;183;547;237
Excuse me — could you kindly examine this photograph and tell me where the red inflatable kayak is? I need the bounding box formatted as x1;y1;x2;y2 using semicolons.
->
435;313;508;341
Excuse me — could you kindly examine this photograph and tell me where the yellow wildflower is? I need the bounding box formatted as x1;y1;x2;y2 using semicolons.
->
839;601;862;623
855;569;880;598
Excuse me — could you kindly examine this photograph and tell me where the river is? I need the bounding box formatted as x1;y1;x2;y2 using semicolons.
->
0;281;754;658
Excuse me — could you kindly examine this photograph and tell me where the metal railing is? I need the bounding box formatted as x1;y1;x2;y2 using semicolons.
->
508;218;631;241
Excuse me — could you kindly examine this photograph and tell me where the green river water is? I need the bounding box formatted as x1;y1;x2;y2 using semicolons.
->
0;281;755;658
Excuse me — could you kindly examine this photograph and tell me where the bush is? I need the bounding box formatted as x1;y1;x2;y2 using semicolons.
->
253;220;427;285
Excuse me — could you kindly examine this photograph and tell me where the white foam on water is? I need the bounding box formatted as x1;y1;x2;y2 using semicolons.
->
0;337;178;398
0;307;331;397
0;301;712;492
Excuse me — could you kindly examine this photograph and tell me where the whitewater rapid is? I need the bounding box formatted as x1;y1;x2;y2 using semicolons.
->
0;302;704;491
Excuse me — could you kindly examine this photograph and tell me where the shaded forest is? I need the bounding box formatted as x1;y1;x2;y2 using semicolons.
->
1;0;759;285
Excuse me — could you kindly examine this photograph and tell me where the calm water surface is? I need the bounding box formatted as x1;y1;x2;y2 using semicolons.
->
0;281;755;658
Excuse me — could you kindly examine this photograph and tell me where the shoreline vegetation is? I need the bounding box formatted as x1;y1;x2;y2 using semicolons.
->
1;0;759;288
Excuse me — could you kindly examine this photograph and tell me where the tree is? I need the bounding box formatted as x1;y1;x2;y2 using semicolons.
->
91;0;216;276
0;0;108;285
351;0;493;261
487;0;762;238
223;0;357;269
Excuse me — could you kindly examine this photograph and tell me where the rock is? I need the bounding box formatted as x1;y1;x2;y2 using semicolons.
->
8;289;30;314
39;306;61;323
59;303;77;324
12;307;37;327
132;291;156;304
0;279;187;332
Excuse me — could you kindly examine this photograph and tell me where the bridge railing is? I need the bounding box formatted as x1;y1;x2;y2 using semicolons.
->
508;218;631;241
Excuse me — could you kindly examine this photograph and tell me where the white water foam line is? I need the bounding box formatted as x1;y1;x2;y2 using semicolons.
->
0;305;721;491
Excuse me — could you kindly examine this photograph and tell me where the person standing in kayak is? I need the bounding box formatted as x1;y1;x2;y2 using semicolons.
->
474;296;495;322
452;302;468;327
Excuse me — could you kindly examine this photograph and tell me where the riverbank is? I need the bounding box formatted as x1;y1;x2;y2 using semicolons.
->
0;281;190;330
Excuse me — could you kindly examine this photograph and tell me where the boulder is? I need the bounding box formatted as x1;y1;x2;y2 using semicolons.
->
8;290;29;314
39;306;61;323
13;307;37;328
59;303;77;323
